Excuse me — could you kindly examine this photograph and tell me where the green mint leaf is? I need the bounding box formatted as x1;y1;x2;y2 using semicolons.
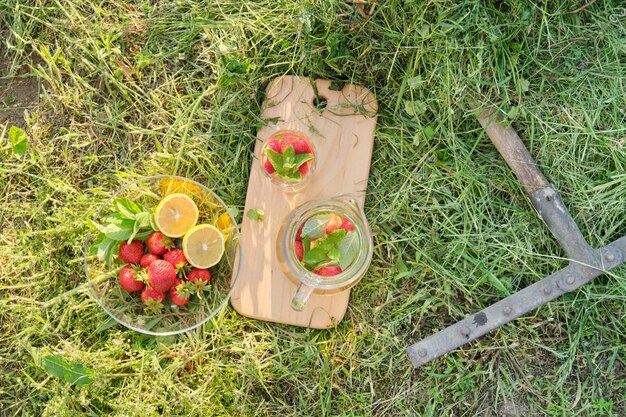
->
103;213;128;225
325;229;347;246
302;237;311;258
89;220;109;235
301;214;330;239
316;229;346;252
327;247;341;263
293;153;313;170
246;208;264;222
304;247;328;270
102;220;135;241
39;355;94;386
338;231;359;270
266;148;283;172
90;233;117;266
134;212;152;229
282;170;302;181
9;125;28;156
280;145;300;173
114;198;144;219
282;144;295;160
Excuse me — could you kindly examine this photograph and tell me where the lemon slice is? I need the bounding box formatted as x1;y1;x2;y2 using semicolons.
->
154;193;199;238
159;177;203;197
182;224;225;268
215;212;235;241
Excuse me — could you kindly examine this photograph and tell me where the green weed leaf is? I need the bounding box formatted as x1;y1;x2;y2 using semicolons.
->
9;126;28;156
423;126;435;140
40;355;94;386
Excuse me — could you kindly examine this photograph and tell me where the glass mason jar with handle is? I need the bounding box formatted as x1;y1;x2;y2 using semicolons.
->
277;194;373;311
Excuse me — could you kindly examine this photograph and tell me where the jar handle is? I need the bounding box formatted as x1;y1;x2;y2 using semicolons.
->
330;192;365;208
291;283;315;311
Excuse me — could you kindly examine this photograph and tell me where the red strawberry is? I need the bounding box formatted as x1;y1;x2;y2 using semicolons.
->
279;136;312;154
163;248;187;268
147;260;177;292
146;232;172;255
291;139;312;154
140;253;161;268
188;268;211;284
119;264;144;292
169;279;190;306
294;241;304;261
119;241;144;264
263;159;276;174
340;218;355;231
266;139;281;153
314;266;342;276
141;287;165;304
325;213;344;235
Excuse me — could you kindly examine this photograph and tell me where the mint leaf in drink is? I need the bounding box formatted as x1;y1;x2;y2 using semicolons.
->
304;247;328;270
301;214;331;239
338;231;359;270
327;247;341;263
302;237;311;257
293;152;313;169
266;149;283;174
282;145;296;171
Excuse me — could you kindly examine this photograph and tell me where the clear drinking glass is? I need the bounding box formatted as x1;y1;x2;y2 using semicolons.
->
259;130;316;192
277;194;373;311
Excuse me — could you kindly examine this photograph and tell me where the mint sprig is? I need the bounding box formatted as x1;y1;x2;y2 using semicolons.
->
89;197;157;266
303;229;346;271
266;145;313;181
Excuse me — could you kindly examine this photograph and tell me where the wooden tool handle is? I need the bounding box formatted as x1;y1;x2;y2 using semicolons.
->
477;109;548;194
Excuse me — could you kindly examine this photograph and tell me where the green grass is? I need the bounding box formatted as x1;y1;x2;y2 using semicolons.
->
1;0;625;415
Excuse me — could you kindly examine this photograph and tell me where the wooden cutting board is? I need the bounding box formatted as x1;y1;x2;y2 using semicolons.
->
231;75;377;329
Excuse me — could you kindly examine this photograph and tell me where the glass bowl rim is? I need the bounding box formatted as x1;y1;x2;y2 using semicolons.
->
83;174;242;336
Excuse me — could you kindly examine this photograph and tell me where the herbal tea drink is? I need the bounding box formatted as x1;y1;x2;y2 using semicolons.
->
259;130;316;192
277;195;373;311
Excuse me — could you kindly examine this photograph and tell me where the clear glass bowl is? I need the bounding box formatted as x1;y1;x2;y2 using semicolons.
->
259;130;316;191
84;175;241;335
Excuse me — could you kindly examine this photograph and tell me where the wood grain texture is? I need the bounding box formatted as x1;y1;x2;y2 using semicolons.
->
477;108;548;195
231;76;377;328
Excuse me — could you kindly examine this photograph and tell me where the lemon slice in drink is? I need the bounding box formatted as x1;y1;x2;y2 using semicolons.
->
182;224;225;268
154;193;199;238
